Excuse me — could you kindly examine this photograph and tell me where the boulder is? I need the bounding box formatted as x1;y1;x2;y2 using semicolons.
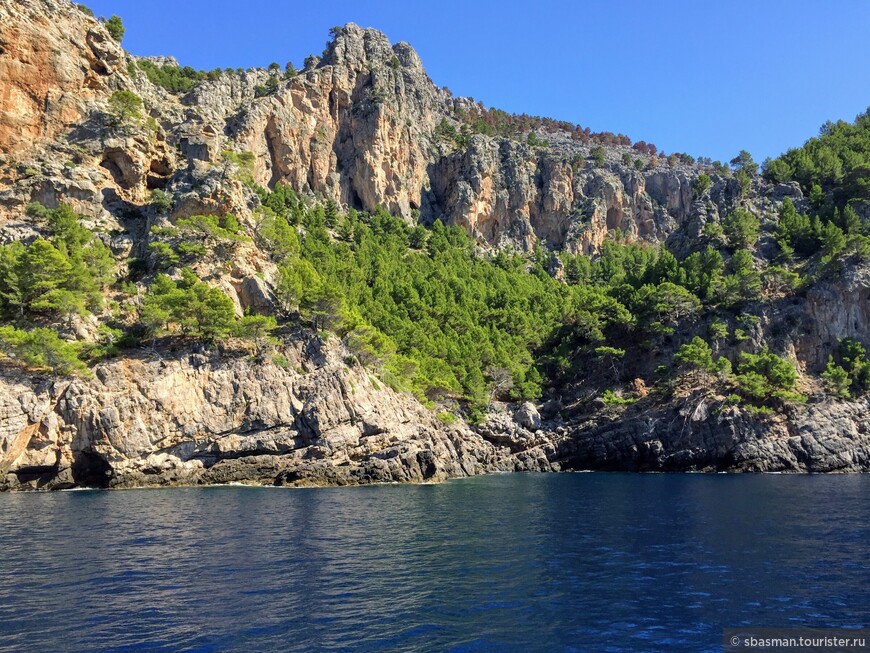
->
516;402;542;431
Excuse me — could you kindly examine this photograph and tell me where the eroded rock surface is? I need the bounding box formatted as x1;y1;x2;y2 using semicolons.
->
0;337;558;490
557;393;870;473
0;4;782;253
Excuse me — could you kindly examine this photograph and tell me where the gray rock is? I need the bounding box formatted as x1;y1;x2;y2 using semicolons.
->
0;337;557;490
516;402;542;431
557;393;870;473
236;276;276;315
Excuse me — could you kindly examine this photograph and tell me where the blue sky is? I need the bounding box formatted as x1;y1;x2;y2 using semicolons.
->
82;0;870;164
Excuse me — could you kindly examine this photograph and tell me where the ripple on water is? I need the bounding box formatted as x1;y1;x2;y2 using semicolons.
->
0;474;867;652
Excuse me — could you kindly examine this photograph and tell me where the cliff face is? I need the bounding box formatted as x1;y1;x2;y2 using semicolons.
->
232;27;440;221
0;336;556;490
0;5;779;253
428;140;707;253
798;266;870;370
0;0;125;155
557;394;870;473
0;2;868;489
4;337;867;490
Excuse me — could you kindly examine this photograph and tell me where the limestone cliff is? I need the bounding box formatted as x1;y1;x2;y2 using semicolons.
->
0;0;868;490
0;0;125;155
0;2;789;254
1;336;556;490
557;393;870;473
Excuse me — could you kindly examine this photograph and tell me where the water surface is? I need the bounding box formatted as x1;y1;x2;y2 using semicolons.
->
0;473;866;652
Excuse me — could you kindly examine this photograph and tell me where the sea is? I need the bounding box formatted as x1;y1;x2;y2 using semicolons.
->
0;473;866;652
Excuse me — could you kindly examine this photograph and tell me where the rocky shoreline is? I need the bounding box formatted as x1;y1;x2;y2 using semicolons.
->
0;337;554;492
2;337;866;492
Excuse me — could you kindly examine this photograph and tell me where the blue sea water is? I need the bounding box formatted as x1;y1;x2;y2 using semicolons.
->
0;473;866;652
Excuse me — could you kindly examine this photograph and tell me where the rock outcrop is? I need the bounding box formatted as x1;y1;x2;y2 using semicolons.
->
557;393;870;473
230;24;441;221
797;265;870;370
0;336;559;490
0;0;124;156
0;0;767;252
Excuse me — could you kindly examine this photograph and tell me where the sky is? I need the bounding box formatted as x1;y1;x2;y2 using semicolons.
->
81;0;870;164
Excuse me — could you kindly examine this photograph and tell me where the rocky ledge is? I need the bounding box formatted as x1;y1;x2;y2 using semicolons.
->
556;392;870;473
0;335;557;491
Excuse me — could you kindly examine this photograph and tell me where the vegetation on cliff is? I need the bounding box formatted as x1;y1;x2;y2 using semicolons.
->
772;110;870;200
130;59;228;94
240;181;823;418
2;7;870;429
5;171;866;420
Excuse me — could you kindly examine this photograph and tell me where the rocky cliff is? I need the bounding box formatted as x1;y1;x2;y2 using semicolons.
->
0;0;867;490
0;1;790;253
557;393;870;473
0;335;556;490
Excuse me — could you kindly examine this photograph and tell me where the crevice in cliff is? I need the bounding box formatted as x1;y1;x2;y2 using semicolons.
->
264;115;288;189
348;186;364;211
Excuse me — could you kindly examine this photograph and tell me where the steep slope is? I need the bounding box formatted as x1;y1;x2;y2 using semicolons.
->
0;3;790;254
0;1;868;490
0;0;125;154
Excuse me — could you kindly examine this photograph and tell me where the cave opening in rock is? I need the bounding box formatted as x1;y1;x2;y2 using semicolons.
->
71;451;112;488
100;156;126;187
349;187;364;211
149;158;172;177
146;175;167;190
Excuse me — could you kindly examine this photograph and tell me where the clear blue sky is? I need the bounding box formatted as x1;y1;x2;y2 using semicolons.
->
82;0;870;164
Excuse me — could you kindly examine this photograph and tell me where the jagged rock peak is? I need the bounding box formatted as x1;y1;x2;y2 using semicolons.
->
319;23;425;75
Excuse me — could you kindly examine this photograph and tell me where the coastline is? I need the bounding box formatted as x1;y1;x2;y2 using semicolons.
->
5;465;867;494
2;330;868;494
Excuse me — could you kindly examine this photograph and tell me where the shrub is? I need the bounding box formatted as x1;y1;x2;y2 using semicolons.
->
600;389;636;405
272;354;289;368
222;150;256;185
735;350;801;403
822;338;870;398
693;174;711;196
526;132;549;149
762;158;793;184
722;209;760;249
104;15;124;42
436;412;457;424
0;204;114;320
149;189;173;214
0;326;88;376
141;270;237;341
235;314;278;356
590;146;606;166
107;90;143;125
675;336;714;373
